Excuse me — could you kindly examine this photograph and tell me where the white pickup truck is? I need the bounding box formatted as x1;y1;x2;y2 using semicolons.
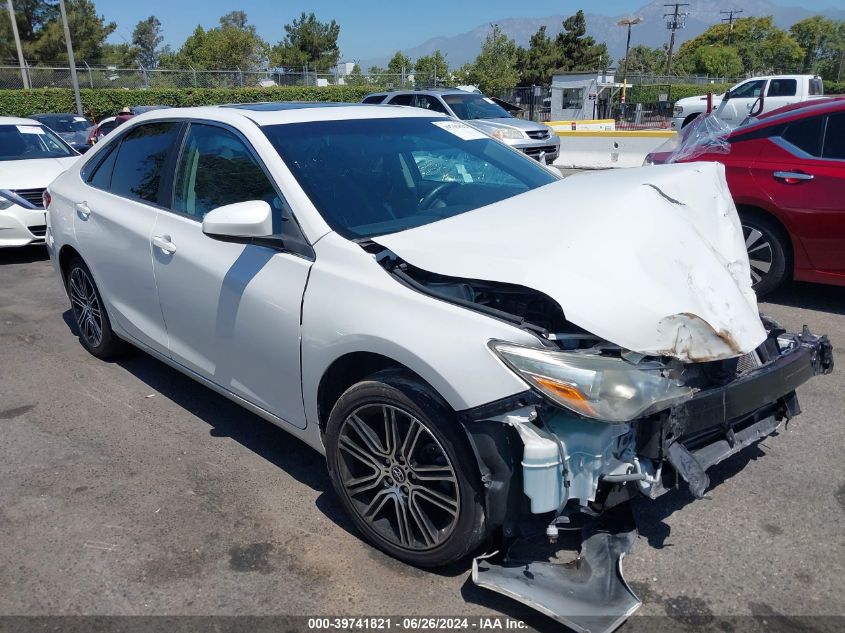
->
671;74;825;129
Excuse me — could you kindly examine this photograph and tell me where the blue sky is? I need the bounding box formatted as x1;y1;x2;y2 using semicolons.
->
97;0;843;61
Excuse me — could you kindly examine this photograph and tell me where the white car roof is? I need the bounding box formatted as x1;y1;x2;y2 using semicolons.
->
127;103;446;128
0;116;42;126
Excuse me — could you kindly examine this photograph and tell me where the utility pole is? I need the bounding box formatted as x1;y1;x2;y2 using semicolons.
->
663;3;689;76
617;17;643;105
720;9;743;46
58;0;84;116
6;0;30;89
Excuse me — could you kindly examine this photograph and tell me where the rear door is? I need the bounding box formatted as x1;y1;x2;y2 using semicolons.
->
749;111;845;275
73;122;182;353
762;78;798;115
151;121;312;428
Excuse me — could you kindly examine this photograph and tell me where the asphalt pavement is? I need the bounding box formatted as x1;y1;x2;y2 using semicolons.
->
1;245;843;632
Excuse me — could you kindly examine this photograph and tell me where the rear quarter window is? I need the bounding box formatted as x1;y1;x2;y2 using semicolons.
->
362;95;386;104
781;116;824;157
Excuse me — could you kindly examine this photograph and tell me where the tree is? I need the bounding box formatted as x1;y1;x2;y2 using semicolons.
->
271;12;340;71
387;51;412;75
554;10;610;72
100;42;138;67
132;16;165;69
344;63;368;86
618;44;667;75
462;25;519;94
414;50;448;85
690;45;744;78
790;16;844;78
674;17;803;75
26;0;116;63
165;13;268;71
516;26;558;85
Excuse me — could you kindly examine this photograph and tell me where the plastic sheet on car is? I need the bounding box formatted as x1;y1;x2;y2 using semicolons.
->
662;113;732;163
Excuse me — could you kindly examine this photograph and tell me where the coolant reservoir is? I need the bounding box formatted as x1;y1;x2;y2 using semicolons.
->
513;422;563;513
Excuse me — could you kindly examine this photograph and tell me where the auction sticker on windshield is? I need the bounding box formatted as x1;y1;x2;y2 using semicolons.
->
17;125;45;134
433;120;487;141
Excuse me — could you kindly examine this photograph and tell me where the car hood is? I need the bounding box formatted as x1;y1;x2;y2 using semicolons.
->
374;162;766;362
468;117;548;132
0;156;78;190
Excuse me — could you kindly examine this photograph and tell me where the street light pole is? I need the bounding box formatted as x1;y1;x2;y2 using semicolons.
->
58;0;84;117
6;0;30;89
617;17;643;105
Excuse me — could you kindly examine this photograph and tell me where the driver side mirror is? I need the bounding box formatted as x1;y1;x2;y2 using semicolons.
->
202;200;273;239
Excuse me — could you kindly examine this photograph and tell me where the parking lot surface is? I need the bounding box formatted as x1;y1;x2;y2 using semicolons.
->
1;245;843;631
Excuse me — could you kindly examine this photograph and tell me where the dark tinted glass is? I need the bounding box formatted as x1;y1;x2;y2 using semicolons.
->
263;117;557;239
730;80;765;99
442;93;512;119
823;113;845;160
0;124;75;160
173;123;279;220
782;117;823;157
767;79;796;97
88;144;118;189
388;94;413;106
414;95;449;114
109;122;179;203
362;95;385;104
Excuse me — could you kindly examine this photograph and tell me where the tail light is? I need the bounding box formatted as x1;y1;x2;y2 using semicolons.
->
42;190;52;209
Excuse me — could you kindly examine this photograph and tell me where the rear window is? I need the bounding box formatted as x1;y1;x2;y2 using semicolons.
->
809;78;824;96
767;79;797;98
109;122;180;204
782;116;823;157
823;113;845;160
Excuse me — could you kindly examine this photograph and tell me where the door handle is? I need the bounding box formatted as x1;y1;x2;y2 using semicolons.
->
152;235;177;254
75;202;91;218
773;171;814;183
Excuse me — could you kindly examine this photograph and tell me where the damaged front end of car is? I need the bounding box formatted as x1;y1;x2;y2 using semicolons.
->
373;252;833;633
369;163;833;631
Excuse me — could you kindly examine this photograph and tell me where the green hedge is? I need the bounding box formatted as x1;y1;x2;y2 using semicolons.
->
0;86;381;120
823;80;845;95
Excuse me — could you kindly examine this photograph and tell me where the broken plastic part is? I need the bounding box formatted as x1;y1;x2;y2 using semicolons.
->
472;503;640;633
664;112;732;163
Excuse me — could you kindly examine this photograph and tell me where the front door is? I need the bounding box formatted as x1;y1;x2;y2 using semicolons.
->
151;122;312;428
716;79;768;127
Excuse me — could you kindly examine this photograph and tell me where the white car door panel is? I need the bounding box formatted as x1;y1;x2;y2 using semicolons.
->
152;122;311;429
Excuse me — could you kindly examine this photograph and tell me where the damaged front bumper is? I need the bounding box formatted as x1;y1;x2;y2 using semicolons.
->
461;325;833;632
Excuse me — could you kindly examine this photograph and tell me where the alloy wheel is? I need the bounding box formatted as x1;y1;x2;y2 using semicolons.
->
336;404;460;551
743;224;774;286
69;267;103;348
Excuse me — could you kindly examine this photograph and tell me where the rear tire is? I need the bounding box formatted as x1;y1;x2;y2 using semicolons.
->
739;212;790;297
65;256;125;359
325;369;486;567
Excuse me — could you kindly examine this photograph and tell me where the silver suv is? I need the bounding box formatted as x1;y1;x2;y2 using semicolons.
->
364;89;560;164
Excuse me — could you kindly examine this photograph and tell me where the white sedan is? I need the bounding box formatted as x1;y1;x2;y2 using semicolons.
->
0;117;79;248
43;103;832;631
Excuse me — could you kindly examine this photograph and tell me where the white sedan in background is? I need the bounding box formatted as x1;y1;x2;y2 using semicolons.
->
0;117;78;247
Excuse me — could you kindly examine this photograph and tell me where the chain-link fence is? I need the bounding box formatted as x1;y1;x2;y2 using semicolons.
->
0;64;453;90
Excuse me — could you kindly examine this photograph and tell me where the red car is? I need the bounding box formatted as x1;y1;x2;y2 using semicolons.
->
647;98;845;295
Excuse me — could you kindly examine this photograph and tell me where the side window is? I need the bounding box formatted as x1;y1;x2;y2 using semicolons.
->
388;94;413;106
809;78;824;96
782;116;824;157
362;95;385;104
110;122;180;204
413;95;449;114
730;80;765;99
87;144;119;190
767;79;796;97
173;123;281;222
823;113;845;160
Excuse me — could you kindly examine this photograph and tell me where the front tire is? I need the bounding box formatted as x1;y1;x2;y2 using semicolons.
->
740;212;790;297
66;256;125;359
325;370;486;567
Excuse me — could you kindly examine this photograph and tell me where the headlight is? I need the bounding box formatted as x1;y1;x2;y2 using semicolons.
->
489;341;693;422
674;105;684;114
492;127;525;140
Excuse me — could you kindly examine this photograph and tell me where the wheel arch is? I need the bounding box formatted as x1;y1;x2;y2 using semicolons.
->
735;204;795;273
57;244;82;284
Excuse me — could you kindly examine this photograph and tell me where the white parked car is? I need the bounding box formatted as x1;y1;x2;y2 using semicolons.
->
44;104;832;631
0;117;78;247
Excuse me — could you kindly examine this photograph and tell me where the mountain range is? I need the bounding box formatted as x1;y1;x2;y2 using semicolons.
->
360;0;845;70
